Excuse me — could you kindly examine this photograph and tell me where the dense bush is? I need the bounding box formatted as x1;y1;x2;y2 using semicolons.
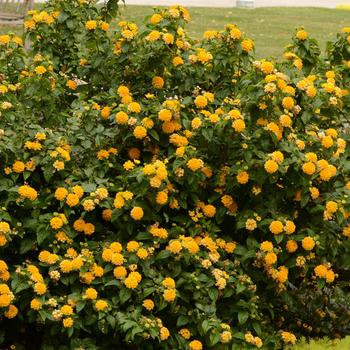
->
0;0;350;349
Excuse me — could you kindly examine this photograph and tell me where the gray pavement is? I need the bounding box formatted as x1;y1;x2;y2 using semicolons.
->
124;0;350;7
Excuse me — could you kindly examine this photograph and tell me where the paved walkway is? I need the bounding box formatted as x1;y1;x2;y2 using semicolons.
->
124;0;350;7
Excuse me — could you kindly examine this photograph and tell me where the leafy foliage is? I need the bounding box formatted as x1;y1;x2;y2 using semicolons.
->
0;1;349;349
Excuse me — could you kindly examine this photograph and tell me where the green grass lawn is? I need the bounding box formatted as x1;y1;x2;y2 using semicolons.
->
293;337;350;350
1;5;349;58
118;5;350;58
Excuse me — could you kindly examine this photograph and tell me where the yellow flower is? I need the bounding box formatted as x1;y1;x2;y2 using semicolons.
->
236;171;249;184
194;95;208;109
124;275;139;289
187;158;204;171
220;330;232;343
302;236;315;251
245;218;257;231
319;164;336;181
24;20;36;30
326;201;338;213
264;252;277;265
100;21;109;31
130;207;144;220
286;240;298;253
95;299;108;311
100;106;110;119
85;287;98;300
150;13;163;25
12;161;25;173
163;288;176;302
34;282;47;295
55;187;68;201
63;317;73;328
277;266;289;283
282;96;294;110
203;204;216;217
166;240;182;254
66;193;79;207
160;326;170;340
261;61;274;74
53;160;64;171
326;269;335;283
225;242;236;253
158;109;172;122
321;136;333;149
61;304;73;316
128;102;141;113
152;76;164;89
34;66;47;75
178;328;191;339
136;248;149;260
302;162;316;175
163;33;174;45
66;80;77;90
314;264;328;278
241;39;254;52
0;235;7;246
230;27;242;40
306;85;316;97
284;220;296;234
172;56;184;67
156;191;168;205
0;222;10;234
309;187;319;199
60;259;73;273
260;241;273;252
271;151;284;164
4;304;18;319
232;119;245;132
269;220;284;234
143;299;154;311
281;331;297;344
113;266;127;279
133;126;147;139
18;185;38;200
85;20;97;30
189;340;203;350
162;277;176;289
191;117;202;129
264;159;278;174
30;298;42;310
50;217;64;230
296;29;308;40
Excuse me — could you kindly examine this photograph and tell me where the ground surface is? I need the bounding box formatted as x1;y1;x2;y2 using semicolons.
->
123;0;350;7
118;6;350;57
0;5;349;59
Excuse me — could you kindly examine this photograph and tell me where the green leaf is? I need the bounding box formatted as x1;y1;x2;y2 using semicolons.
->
37;227;50;245
317;279;326;289
149;129;159;141
20;238;35;254
208;288;218;301
209;332;220;346
252;321;262;335
76;301;86;313
105;279;119;287
106;315;116;329
156;250;171;260
119;288;131;304
238;311;249;324
177;315;190;327
201;319;211;333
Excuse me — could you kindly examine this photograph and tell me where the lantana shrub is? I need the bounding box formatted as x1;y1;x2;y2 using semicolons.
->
0;0;350;349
